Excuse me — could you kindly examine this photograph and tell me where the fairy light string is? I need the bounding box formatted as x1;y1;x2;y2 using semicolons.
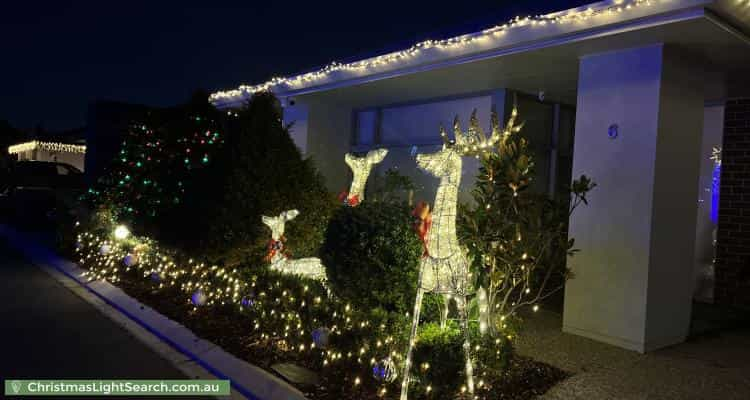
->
8;141;86;154
211;0;660;103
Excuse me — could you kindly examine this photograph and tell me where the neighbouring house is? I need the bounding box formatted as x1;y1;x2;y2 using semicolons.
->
209;0;750;353
8;128;87;172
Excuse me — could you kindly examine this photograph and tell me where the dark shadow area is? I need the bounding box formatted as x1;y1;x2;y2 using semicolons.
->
0;239;211;399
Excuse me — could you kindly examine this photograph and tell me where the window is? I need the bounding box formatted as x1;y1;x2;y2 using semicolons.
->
354;95;493;148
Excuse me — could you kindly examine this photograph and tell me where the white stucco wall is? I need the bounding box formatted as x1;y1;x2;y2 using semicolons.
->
282;103;309;155
304;101;355;192
563;44;704;352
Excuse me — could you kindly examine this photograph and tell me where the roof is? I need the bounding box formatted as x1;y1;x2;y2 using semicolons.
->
210;0;749;108
8;140;87;155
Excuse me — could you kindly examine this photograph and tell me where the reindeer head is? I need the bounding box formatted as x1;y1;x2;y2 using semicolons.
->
344;148;389;201
261;209;300;241
416;106;523;178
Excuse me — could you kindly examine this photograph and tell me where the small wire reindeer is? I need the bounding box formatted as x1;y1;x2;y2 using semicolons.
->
261;210;326;280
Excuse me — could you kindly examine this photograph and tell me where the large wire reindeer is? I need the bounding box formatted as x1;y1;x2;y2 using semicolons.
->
400;107;522;400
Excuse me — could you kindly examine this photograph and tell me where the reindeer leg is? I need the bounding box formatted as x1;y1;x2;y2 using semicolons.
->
400;285;425;400
440;293;450;330
457;295;475;394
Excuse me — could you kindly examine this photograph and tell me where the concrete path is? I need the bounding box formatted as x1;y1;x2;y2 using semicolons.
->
0;239;191;381
516;309;750;400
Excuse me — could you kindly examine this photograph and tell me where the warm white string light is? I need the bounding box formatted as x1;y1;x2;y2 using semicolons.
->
8;140;86;155
210;0;659;103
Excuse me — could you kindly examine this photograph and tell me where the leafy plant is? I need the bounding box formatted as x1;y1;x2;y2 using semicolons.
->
368;167;416;205
458;106;596;337
410;322;465;396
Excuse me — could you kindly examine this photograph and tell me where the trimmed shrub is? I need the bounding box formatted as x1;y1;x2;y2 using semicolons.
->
410;322;465;396
321;201;422;315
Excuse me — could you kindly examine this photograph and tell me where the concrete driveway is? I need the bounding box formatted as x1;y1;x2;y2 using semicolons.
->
517;308;750;400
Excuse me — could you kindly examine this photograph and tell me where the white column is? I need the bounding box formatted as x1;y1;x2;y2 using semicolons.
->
563;44;704;352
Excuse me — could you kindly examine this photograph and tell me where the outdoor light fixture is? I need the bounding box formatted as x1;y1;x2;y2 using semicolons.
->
114;225;130;240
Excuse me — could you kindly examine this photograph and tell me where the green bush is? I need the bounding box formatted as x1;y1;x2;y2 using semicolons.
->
409;320;514;397
321;201;422;315
410;322;465;396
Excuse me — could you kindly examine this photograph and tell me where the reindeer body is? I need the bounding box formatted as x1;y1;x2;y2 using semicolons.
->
401;146;474;400
418;150;470;295
262;210;326;281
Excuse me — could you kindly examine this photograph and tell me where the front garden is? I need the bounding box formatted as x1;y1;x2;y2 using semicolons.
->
62;91;594;399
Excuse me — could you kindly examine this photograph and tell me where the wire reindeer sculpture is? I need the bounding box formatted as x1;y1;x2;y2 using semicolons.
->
400;107;522;400
340;148;388;206
262;210;327;280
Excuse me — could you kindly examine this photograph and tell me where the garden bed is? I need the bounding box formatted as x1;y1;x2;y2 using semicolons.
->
108;267;569;400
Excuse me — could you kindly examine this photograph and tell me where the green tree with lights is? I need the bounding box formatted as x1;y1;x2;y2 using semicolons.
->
85;91;224;233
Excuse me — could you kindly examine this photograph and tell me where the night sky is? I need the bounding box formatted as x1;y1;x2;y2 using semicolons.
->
1;0;589;131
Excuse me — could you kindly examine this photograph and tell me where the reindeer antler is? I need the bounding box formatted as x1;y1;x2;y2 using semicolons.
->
440;103;524;157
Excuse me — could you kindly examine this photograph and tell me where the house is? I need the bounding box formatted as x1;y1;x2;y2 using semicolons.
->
209;0;750;353
8;128;87;172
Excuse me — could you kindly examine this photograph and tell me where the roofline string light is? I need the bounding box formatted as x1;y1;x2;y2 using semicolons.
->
8;140;86;155
210;0;657;103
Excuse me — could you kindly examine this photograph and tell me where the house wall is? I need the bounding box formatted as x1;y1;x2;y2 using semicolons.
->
41;150;85;171
715;99;750;309
16;149;85;172
282;103;309;154
304;100;355;193
563;44;704;352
